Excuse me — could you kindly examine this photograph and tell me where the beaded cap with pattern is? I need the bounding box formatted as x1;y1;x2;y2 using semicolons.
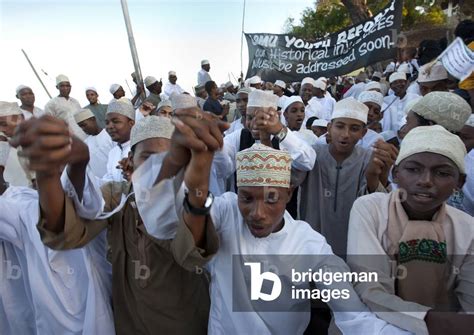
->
236;143;292;188
106;98;135;120
171;94;197;110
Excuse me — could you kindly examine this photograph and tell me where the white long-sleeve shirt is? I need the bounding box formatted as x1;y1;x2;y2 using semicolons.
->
308;95;336;121
102;140;131;184
381;93;420;132
358;128;384;149
197;69;212;86
0;175;114;334
163;82;185;98
84;129;115;180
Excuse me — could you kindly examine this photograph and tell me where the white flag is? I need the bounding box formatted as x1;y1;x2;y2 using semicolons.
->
438;37;474;82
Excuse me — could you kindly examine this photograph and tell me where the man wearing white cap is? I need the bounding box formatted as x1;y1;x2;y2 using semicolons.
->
144;76;163;107
102;98;135;183
300;97;397;257
347;125;474;335
224;87;252;135
0;102;32;187
246;75;262;90
132;109;413;335
44;74;87;140
74;109;114;180
281;95;317;146
223;81;237;102
163;71;185;98
194;84;208;110
15;85;44;120
84;87;107;128
381;71;420;132
198;59;212;85
410;61;449;97
299;77;315;106
308;79;336;121
110;84;126;100
358;91;385;149
214;90;316;193
343;72;367;99
311;118;329;137
20;113;213;334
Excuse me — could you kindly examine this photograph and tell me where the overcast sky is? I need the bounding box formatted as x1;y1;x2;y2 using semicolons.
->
0;0;314;107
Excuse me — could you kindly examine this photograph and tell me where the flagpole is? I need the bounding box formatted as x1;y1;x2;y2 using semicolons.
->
21;49;52;99
120;0;146;101
240;0;246;80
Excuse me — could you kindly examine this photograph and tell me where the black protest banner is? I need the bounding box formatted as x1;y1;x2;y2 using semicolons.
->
245;0;403;83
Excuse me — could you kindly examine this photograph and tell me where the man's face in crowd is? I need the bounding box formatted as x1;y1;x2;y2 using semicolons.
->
132;137;170;169
58;82;71;98
314;88;325;99
148;82;162;95
169;75;177;85
390;79;407;97
300;84;313;103
86;90;98;104
238;186;291;238
78;117;101;136
365;102;382;124
202;64;210;72
0;114;24;137
273;85;284;96
157;106;173;119
283;102;305;131
393;152;464;219
328;117;367;155
114;87;126;99
419;81;448;96
399;110;435;140
236;92;248;118
250;83;262;90
17;88;35;107
105;113;135;143
311;126;327;137
459;125;474;152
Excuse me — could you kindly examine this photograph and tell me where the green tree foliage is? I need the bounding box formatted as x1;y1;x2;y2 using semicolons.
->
286;0;447;39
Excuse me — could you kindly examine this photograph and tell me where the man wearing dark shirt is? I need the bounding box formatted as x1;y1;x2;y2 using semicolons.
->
203;80;228;121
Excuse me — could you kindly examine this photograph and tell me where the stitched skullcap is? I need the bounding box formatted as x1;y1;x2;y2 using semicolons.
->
311;119;329;128
314;79;326;90
397;63;411;74
157;100;172;111
237;87;253;95
396;125;466;173
417;62;448;83
16;85;31;96
56;74;70;85
85;87;98;94
0;102;22;117
171;93;197;110
301;77;315;87
130;115;174;148
331;97;369;124
168;71;177;76
274;80;286;89
236;143;292;188
389;72;407;83
74;109;95;124
144;76;158;87
106;97;135;120
281;96;303;113
411;92;471;132
247;90;279;108
201;59;210;66
364;81;382;92
248;76;262;85
109;84;121;94
358;91;384;108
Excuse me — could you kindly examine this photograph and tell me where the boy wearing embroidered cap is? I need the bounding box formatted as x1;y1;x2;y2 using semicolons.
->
84;87;108;128
300;97;398;257
347;125;474;335
110;84;126;100
358;91;385;149
21;111;213;334
417;62;448;96
135;106;413;335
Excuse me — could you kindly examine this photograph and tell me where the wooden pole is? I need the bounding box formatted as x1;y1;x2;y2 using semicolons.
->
21;49;52;99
